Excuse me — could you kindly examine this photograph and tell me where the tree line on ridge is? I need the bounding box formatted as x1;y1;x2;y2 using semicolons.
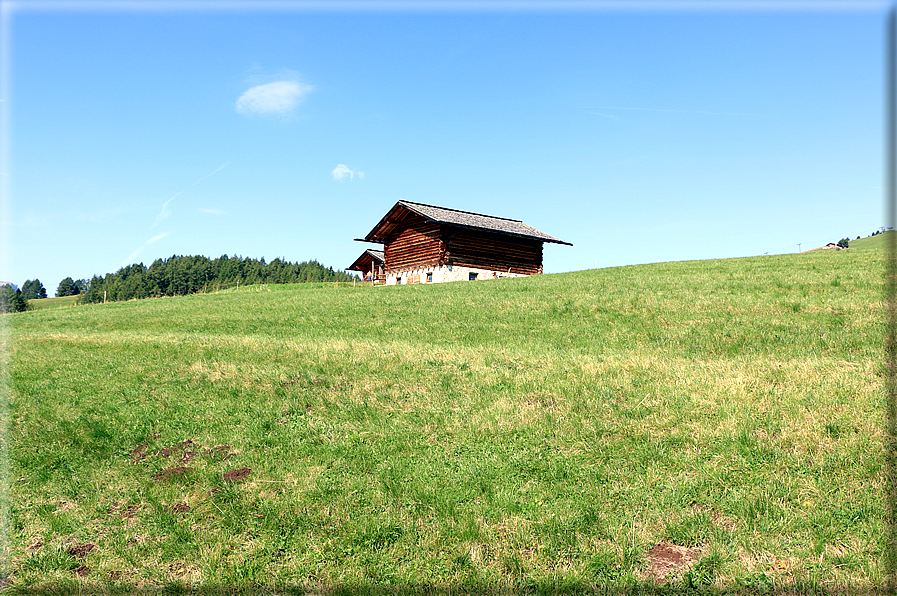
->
1;255;355;312
79;255;354;304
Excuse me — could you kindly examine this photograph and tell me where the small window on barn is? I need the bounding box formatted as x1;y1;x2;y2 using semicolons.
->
469;272;478;281
426;272;433;283
397;277;403;285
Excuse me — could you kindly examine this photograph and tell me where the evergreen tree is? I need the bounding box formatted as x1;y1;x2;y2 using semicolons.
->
147;258;166;296
21;279;47;300
0;285;27;313
82;275;105;304
56;277;78;297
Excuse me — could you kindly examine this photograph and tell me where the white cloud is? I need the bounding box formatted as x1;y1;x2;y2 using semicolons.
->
332;164;364;181
153;193;180;228
124;232;170;267
196;161;230;183
236;80;312;116
151;163;230;227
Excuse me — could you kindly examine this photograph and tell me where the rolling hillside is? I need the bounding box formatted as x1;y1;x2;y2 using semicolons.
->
26;295;81;311
4;245;886;591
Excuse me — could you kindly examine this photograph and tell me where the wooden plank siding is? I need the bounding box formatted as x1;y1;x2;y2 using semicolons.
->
383;215;443;273
446;228;543;275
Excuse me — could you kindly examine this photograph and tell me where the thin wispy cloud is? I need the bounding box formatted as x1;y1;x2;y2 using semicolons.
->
195;161;231;183
131;162;230;266
123;231;169;267
152;162;230;228
585;111;622;120
332;164;364;181
236;80;312;117
153;193;180;228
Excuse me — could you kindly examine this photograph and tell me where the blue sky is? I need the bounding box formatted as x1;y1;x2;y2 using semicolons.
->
0;1;887;293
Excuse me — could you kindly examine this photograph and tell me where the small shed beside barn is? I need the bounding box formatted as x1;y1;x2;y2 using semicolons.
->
349;201;570;285
348;249;386;283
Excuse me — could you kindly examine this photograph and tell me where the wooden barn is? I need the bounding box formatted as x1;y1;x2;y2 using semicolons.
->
349;201;571;285
348;248;385;283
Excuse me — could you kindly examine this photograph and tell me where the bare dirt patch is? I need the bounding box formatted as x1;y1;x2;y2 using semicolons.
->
170;502;191;514
110;503;140;527
205;444;234;460
155;439;199;459
135;438;236;466
115;504;140;519
130;442;147;463
223;467;251;482
642;542;704;583
151;466;192;482
66;543;96;558
74;565;90;576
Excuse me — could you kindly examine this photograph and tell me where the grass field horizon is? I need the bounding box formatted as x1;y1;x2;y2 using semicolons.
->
3;240;887;592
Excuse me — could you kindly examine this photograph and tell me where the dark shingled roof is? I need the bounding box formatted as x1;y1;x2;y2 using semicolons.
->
347;248;385;272
361;201;572;246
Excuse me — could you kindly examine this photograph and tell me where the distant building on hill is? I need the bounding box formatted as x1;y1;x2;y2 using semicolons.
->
349;201;571;285
806;243;845;252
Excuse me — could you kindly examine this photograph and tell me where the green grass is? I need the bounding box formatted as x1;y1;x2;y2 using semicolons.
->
27;295;81;311
844;233;888;251
3;246;887;592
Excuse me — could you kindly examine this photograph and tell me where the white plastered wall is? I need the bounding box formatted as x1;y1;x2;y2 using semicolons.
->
385;265;528;285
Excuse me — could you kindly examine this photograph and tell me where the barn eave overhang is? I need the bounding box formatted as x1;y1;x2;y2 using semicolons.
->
361;201;572;246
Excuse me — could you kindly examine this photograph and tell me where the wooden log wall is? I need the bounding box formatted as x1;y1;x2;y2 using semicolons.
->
383;216;443;273
382;209;545;276
446;228;543;275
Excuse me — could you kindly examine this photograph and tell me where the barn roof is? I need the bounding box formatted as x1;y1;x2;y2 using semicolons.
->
360;201;572;246
347;248;385;272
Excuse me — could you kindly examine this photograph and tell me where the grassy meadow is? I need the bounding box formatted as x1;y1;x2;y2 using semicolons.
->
2;241;887;592
26;295;81;311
